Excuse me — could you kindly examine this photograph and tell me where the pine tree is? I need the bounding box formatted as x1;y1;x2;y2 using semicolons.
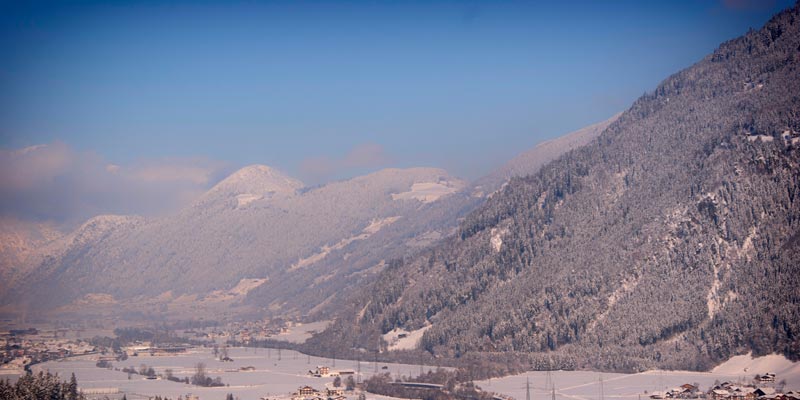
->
67;373;79;400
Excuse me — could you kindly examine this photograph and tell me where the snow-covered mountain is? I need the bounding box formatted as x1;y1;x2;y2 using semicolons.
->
1;118;617;318
320;3;800;371
196;164;304;208
4;166;466;313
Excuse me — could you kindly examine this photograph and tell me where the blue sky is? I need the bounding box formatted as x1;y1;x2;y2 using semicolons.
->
0;0;794;221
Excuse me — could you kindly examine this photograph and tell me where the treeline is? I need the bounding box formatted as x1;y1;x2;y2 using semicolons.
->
0;370;235;400
0;372;81;400
363;369;495;400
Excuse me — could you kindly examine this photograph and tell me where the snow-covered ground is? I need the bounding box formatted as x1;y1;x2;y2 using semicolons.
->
712;353;800;380
289;217;401;271
391;182;461;203
382;325;432;351
33;347;430;400
270;321;331;344
29;349;800;400
477;354;800;400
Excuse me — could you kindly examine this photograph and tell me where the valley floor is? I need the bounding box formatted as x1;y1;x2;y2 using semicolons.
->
476;354;800;400
32;346;428;400
25;346;800;400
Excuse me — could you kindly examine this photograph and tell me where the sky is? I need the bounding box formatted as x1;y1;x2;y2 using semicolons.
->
0;0;794;224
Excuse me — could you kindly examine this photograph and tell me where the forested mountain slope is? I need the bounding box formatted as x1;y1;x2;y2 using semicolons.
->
245;117;622;319
324;3;800;371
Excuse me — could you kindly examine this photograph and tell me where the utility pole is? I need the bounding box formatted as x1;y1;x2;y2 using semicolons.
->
357;356;362;384
526;377;531;400
599;374;604;400
374;337;379;373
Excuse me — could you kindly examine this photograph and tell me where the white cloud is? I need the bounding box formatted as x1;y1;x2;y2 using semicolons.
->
0;142;231;225
299;143;394;184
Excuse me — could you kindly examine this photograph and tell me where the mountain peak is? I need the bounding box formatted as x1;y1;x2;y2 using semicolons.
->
207;165;304;197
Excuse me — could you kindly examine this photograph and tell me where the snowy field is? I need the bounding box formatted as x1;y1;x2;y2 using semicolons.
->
268;321;331;344
476;354;800;400
32;347;435;400
25;350;800;400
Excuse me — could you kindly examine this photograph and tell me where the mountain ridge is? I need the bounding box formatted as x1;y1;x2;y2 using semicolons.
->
312;2;800;372
0;112;618;318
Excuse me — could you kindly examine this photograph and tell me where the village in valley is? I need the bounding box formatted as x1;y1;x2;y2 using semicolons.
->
1;327;97;375
644;374;799;400
2;320;799;400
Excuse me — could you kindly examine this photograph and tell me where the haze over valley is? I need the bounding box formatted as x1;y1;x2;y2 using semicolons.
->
1;1;799;400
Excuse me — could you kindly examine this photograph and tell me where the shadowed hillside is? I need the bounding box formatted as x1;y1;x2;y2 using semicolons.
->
316;2;800;372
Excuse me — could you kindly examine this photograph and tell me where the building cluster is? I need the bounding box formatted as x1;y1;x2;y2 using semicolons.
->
288;385;348;400
309;366;333;377
1;328;95;372
182;319;290;345
649;384;702;399
122;342;187;356
649;375;797;400
709;381;798;400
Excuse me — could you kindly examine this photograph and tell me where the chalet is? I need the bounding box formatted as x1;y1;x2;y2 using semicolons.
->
759;395;790;400
756;388;777;397
310;366;331;377
730;386;757;400
682;384;698;393
297;386;318;397
757;374;776;383
326;388;344;397
712;389;731;400
667;387;688;398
